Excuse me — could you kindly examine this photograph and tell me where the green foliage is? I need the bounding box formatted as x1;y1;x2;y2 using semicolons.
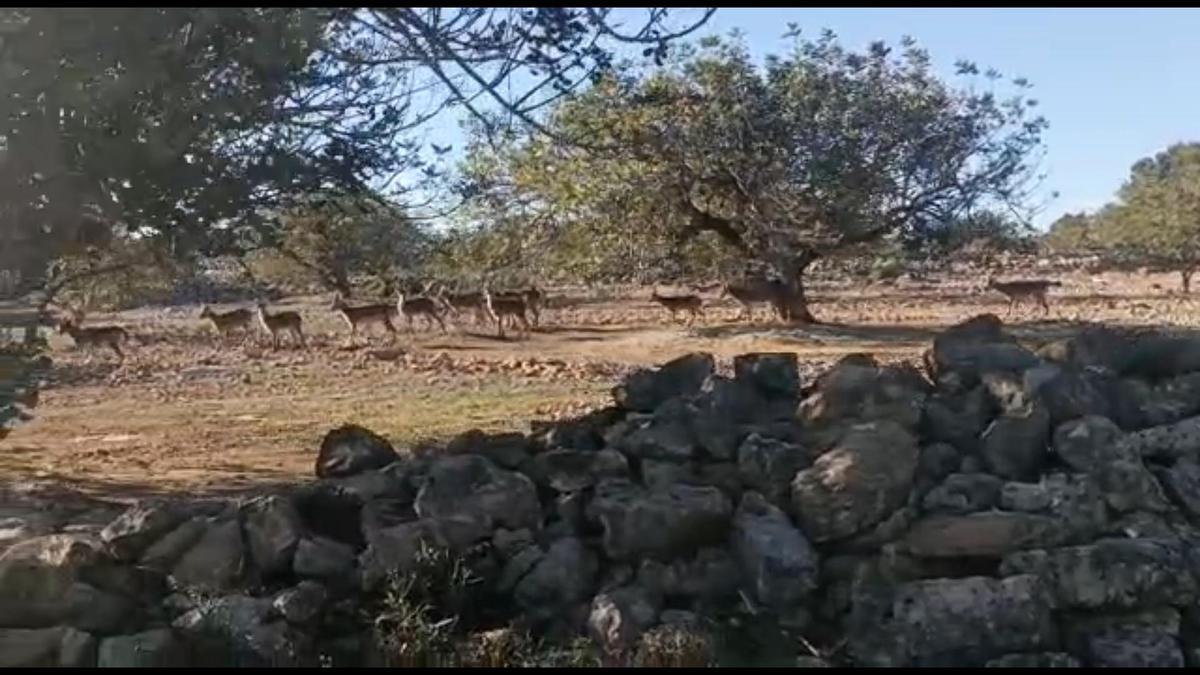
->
0;9;421;269
1047;143;1200;289
462;32;1046;315
1044;211;1097;252
1106;143;1200;267
254;192;435;296
44;237;191;311
916;210;1037;259
0;7;711;289
370;544;478;667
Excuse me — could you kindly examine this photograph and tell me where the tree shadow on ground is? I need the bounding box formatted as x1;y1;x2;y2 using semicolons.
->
0;465;305;504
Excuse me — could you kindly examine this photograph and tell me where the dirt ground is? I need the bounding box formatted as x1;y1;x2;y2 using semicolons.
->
5;268;1200;500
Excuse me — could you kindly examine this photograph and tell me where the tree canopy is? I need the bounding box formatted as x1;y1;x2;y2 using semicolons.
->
1043;143;1200;291
461;33;1048;320
0;8;715;281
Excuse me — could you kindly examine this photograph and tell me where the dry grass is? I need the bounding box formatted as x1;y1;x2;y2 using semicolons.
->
4;268;1200;499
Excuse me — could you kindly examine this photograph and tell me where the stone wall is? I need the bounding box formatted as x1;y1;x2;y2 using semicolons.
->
6;314;1200;666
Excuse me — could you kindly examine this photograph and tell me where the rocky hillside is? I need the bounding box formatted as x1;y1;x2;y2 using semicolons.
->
5;313;1200;666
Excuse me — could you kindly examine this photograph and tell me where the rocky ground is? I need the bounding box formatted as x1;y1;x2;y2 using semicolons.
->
5;269;1200;665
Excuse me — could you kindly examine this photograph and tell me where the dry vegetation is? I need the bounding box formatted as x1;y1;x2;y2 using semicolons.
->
6;266;1200;499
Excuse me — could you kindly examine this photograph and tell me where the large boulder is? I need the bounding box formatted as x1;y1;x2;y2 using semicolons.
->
636;548;740;604
899;512;1065;558
798;355;928;443
1121;334;1200;379
315;424;399;479
1120;415;1200;461
1156;457;1200;518
241;495;304;578
922;386;994;454
921;473;1004;515
1037;325;1134;374
327;461;417;503
0;534;137;633
292;536;356;580
1048;414;1171;513
513;537;598;622
612;353;714;413
496;545;543;594
173;594;311;667
732;492;818;610
97;628;184;667
1133;372;1200;427
856;574;1058;667
291;482;365;549
272;581;327;625
688;376;779;460
1052;415;1127;471
528;449;628;493
733;352;802;401
138;519;207;572
171;518;245;592
100;503;189;562
1000;538;1197;610
791;420;918;543
1031;366;1134;428
358;521;433;592
530;406;624;453
605;400;697;462
925;314;1040;386
0;627;96;667
1063;608;1184;667
445;429;531;470
914;443;962;495
587;481;732;562
1096;458;1172;514
996;473;1108;545
737;434;811;508
979;400;1050;481
414;454;541;538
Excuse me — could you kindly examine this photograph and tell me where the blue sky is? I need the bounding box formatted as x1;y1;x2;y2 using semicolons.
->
421;8;1200;230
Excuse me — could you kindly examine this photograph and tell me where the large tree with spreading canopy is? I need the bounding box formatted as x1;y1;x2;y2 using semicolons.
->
463;32;1048;321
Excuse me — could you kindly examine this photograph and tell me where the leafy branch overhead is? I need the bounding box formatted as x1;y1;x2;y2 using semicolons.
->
0;7;714;274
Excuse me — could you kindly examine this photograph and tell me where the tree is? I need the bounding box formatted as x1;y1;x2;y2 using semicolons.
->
1100;143;1200;292
0;8;715;285
1044;211;1096;253
913;210;1037;261
253;193;434;296
0;7;443;314
464;33;1047;322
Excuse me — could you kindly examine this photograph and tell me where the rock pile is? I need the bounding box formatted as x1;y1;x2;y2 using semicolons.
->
6;314;1200;666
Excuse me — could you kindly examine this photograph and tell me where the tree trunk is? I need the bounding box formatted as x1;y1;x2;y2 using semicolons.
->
1182;268;1194;294
771;249;820;324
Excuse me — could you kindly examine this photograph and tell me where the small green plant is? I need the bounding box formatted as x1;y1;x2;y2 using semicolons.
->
368;541;489;667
